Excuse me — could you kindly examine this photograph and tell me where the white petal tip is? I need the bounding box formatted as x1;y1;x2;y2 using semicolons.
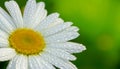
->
66;22;73;25
37;1;45;7
5;0;15;7
53;12;60;17
80;44;86;51
39;2;45;4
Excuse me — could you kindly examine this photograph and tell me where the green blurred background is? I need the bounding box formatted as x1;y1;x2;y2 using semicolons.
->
0;0;120;69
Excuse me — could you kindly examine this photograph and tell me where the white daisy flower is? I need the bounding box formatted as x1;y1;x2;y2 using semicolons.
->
0;0;86;69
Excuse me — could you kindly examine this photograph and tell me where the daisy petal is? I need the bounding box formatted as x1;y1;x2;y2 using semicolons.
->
44;48;76;60
47;18;64;28
0;30;8;39
65;26;79;32
0;7;16;29
47;42;86;53
45;31;79;43
29;56;43;69
30;2;47;28
41;22;72;36
41;52;77;69
0;48;16;61
16;55;28;69
0;37;9;48
5;1;23;28
7;55;19;69
29;56;55;69
0;30;9;47
0;12;14;33
35;13;59;30
37;56;55;69
23;0;36;27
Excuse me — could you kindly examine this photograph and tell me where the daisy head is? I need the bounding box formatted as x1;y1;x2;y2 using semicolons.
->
0;0;86;69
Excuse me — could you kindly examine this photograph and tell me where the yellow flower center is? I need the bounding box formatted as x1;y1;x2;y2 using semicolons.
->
9;29;45;55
